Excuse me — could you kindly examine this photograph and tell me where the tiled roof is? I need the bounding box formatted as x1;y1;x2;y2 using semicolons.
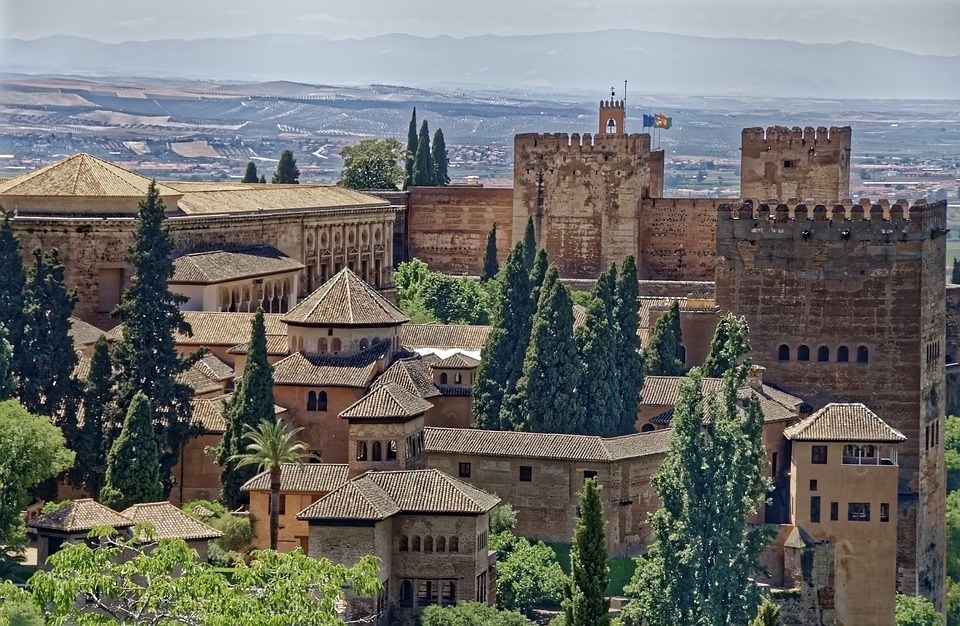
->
177;354;234;395
227;335;291;357
29;498;134;533
423;427;671;462
171;185;389;215
740;384;803;423
649;408;674;425
191;394;287;433
297;469;500;521
73;351;91;381
241;463;349;493
784;403;906;443
431;352;480;369
372;357;441;399
122;502;223;541
641;376;724;406
68;316;106;349
283;268;408;327
0;153;180;198
572;304;588;329
271;341;388;387
171;246;304;284
340;383;434;420
399;324;491;351
108;312;287;347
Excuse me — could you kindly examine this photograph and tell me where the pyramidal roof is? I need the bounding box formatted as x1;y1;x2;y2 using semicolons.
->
29;498;134;533
340;382;434;420
282;268;409;327
784;403;906;443
0;153;179;198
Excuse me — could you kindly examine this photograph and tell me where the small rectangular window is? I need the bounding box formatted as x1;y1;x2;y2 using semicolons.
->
830;502;839;521
771;452;779;477
784;160;795;168
519;466;532;482
848;502;871;522
458;462;471;478
278;495;287;516
809;479;818;492
880;503;890;522
811;445;828;465
583;470;598;481
810;496;821;523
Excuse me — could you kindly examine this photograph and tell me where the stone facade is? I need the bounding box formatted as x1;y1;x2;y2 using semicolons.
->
638;197;726;281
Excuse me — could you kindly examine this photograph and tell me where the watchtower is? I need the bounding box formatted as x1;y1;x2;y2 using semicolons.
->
599;99;626;135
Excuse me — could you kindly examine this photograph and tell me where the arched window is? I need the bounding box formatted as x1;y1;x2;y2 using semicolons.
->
857;346;869;363
372;441;382;462
778;345;790;361
442;581;456;604
372;337;381;345
424;536;433;553
387;440;398;461
606;118;617;133
412;536;421;552
400;580;413;606
318;338;328;353
297;336;304;351
454;373;462;385
865;445;876;458
640;423;655;433
317;391;328;411
307;390;317;411
679;345;687;366
837;346;849;362
440;372;448;385
797;345;810;362
437;536;446;552
356;441;367;461
359;338;369;350
449;536;459;553
399;536;408;551
332;338;342;353
818;346;830;362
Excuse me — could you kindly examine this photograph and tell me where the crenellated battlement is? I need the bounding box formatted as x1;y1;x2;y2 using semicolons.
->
599;99;625;110
515;132;653;154
741;126;852;147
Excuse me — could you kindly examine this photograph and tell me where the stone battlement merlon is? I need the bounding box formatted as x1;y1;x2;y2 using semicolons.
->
515;132;653;154
741;125;852;148
599;99;625;109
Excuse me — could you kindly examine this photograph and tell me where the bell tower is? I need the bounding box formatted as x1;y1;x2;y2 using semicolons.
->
599;87;625;135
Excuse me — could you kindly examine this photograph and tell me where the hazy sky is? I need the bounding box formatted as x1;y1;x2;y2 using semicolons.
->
4;0;959;56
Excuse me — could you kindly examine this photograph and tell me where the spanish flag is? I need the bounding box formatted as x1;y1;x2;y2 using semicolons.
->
655;114;673;129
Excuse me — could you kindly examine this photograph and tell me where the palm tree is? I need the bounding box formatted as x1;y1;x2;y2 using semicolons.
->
230;418;312;550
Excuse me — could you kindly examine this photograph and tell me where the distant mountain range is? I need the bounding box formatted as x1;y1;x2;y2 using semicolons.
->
4;29;960;99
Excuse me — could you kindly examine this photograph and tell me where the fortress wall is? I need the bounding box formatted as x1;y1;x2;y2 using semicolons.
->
638;198;728;281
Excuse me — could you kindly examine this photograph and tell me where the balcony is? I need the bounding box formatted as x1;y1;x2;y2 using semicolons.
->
841;444;898;466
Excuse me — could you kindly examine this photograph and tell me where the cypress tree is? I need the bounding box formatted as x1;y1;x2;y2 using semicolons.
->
111;181;195;495
258;174;266;184
645;299;684;376
480;223;500;282
242;161;259;183
702;312;751;378
404;108;418;189
522;217;537;271
614;255;643;435
412;120;433;186
431;128;450;186
528;248;549;307
516;265;582;433
100;391;163;510
271;149;300;184
953;258;960;285
0;215;25;379
217;309;276;509
563;478;610;626
576;296;619;436
74;336;113;498
18;248;78;417
472;242;533;430
0;323;13;400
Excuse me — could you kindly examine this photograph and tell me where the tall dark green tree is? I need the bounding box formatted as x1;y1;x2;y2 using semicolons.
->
218;309;276;509
528;248;549;306
614;255;643;435
0;215;25;382
18;248;78;417
575;296;619;436
242;161;259;183
73;336;113;498
412;120;433;186
515;265;582;433
701;312;751;378
481;223;500;282
953;258;960;285
404;108;418;189
522;217;537;271
645;299;684;376
111;181;196;495
271;149;300;184
563;478;610;626
472;242;533;430
621;367;771;626
431;128;450;186
100;391;163;511
258;174;266;184
0;323;13;401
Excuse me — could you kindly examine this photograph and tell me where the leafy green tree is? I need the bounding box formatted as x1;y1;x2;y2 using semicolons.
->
242;161;259;183
953;258;960;285
644;299;684;376
481;223;500;282
489;502;518;534
621;367;771;626
0;400;74;552
947;580;960;626
413;120;434;186
271;149;300;184
28;534;380;626
614;256;642;435
419;602;535;626
563;478;610;626
947;489;960;581
895;594;942;626
100;391;163;510
432;127;450;186
0;215;25;371
514;266;582;433
111;181;196;495
338;138;405;190
0;581;44;626
947;414;960;493
701;312;751;377
0;323;13;401
522;217;537;271
72;336;113;498
231;418;311;551
492;532;567;616
576;296;619;436
749;596;781;626
218;309;276;510
404;107;418;189
418;274;490;325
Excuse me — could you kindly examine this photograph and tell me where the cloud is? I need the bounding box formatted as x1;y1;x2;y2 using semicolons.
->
112;17;155;29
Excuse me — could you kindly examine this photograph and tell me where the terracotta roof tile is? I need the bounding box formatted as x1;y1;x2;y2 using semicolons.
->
171;185;390;215
601;429;674;460
191;394;287;433
227;335;291;357
641;376;724;406
109;312;286;347
372;357;441;399
271;342;389;387
431;352;480;369
29;499;133;533
121;502;223;541
399;324;491;351
73;351;91;380
177;354;234;395
283;268;407;327
171;246;304;284
784;403;906;443
740;384;803;423
68;316;106;349
340;383;433;420
241;463;349;493
0;153;180;198
573;304;588;329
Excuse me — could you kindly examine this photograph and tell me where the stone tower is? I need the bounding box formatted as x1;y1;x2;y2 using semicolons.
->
715;198;947;609
740;126;852;205
512;100;664;279
599;99;626;135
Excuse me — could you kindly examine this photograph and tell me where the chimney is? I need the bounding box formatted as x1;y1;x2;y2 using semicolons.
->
746;365;765;390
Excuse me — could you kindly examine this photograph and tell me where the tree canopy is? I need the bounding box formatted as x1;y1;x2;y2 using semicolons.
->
613;255;642;435
492;532;566;616
242;161;259;183
432;127;450;186
701;312;750;378
420;602;535;626
644;299;684;376
0;215;25;371
404;107;418;189
563;478;610;626
895;594;942;626
100;391;163;511
0;323;13;401
481;223;500;282
413;119;434;186
72;336;113;498
271;149;300;184
339;138;405;190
